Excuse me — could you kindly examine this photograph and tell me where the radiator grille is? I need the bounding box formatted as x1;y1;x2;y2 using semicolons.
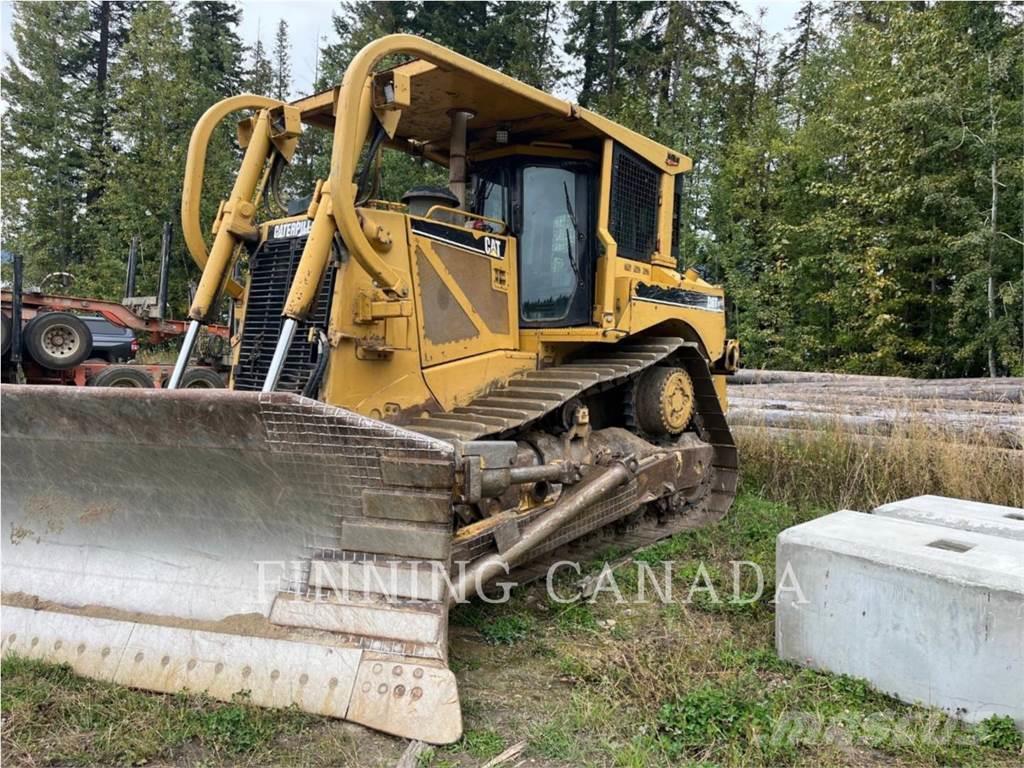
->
233;235;336;393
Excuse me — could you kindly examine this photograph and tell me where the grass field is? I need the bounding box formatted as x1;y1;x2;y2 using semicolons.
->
3;416;1020;766
3;482;1022;767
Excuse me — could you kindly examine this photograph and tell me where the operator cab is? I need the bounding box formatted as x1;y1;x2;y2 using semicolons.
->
471;154;597;329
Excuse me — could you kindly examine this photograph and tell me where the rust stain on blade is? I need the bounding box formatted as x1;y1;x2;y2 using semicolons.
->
9;525;35;545
79;504;116;525
22;494;70;536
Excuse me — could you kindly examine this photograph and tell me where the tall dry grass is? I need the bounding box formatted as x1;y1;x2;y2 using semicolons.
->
735;419;1023;511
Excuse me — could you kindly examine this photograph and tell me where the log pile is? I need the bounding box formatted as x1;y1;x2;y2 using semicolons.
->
726;371;1024;448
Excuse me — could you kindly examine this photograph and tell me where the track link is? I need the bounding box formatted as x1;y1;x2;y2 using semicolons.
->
422;336;738;578
410;337;688;441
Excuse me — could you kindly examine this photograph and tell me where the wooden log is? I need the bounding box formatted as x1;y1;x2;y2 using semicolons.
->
729;382;1022;404
729;370;905;386
731;425;1024;457
727;407;1022;449
727;393;1022;417
729;372;1023;403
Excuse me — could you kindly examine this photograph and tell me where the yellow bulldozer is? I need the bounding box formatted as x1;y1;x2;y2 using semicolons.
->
1;35;738;744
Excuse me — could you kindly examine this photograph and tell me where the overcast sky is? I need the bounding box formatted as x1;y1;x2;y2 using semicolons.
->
2;0;805;101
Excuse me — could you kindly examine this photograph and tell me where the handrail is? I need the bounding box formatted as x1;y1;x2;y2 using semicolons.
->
330;34;571;297
423;205;508;234
181;94;284;299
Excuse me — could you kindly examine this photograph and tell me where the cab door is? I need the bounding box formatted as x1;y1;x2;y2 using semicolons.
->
516;163;595;328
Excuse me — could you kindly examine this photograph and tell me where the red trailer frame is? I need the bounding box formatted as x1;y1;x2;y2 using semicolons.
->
2;277;231;387
15;359;199;388
1;289;229;344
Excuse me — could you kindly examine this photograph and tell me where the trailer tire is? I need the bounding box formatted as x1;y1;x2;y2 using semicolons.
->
88;365;155;388
1;312;11;357
23;312;93;370
179;367;225;389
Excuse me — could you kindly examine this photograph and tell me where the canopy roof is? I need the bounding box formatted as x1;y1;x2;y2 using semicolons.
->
292;58;692;174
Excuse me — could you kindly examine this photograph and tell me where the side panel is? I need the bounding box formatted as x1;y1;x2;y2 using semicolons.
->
408;217;518;366
619;294;727;365
322;209;437;418
589;137;729;372
317;209;525;421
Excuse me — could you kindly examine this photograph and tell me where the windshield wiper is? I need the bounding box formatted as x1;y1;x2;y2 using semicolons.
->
564;228;580;281
562;181;583;282
562;181;583;241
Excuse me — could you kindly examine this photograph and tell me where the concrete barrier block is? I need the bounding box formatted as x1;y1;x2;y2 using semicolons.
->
873;495;1024;541
776;510;1024;728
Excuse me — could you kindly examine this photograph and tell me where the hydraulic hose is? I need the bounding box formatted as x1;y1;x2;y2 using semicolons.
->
302;330;330;399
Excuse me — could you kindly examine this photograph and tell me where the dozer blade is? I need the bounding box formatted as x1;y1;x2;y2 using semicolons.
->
0;385;463;744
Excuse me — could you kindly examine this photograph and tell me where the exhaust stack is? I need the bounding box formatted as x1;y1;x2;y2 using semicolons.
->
448;109;473;207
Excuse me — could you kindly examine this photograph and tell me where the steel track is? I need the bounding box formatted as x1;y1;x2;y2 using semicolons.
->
413;337;738;579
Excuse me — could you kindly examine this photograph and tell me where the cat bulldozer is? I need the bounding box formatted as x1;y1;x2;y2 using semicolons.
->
1;35;739;744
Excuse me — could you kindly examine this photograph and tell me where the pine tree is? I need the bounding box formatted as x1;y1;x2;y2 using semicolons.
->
647;2;740;270
86;1;133;207
1;1;95;282
320;1;414;86
174;1;247;312
244;34;274;96
272;19;291;101
408;2;490;61
87;3;194;303
185;1;244;103
564;2;658;113
480;1;560;89
773;1;823;125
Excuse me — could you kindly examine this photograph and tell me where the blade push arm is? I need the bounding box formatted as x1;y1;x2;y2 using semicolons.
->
170;95;299;388
181;95;283;304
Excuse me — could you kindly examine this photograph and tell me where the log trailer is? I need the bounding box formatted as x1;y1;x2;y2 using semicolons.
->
1;244;229;388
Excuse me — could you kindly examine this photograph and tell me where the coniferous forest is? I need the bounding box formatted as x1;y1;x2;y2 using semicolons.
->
2;1;1021;377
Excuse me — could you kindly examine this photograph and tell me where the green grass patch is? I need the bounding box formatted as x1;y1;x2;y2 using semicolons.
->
1;655;315;766
6;487;1023;768
977;715;1024;752
453;727;506;759
552;600;600;633
478;613;534;645
451;593;537;645
656;680;784;761
528;716;579;760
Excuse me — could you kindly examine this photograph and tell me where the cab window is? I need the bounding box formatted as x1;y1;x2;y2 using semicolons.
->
472;169;509;224
519;165;590;324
